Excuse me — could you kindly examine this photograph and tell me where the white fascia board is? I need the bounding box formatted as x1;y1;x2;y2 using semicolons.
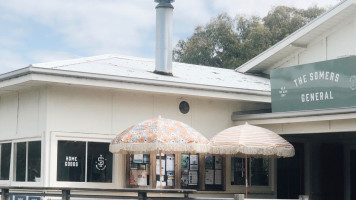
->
0;67;271;103
232;106;356;124
236;0;353;73
0;73;33;89
31;73;271;103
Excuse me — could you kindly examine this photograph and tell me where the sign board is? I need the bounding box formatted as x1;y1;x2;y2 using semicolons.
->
10;196;41;200
271;56;356;112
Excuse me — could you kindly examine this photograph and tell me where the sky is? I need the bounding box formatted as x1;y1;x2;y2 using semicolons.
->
0;0;341;74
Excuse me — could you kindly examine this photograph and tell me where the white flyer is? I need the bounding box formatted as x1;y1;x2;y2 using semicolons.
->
166;154;175;171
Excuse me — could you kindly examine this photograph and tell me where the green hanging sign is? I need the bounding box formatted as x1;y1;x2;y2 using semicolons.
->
271;56;356;112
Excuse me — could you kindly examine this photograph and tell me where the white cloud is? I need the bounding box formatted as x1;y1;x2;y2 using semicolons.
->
28;51;80;64
0;0;157;56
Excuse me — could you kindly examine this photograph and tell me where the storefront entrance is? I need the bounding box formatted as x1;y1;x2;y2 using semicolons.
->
320;144;344;200
345;145;356;200
350;149;356;200
277;143;304;199
280;133;356;200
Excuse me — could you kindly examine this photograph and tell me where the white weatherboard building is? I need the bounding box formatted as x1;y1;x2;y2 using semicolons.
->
0;55;270;198
1;0;356;199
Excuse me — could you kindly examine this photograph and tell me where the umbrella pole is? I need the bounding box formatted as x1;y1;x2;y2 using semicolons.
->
159;150;162;190
245;155;248;198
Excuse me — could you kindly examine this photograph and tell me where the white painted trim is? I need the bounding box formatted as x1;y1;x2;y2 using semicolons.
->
49;131;119;189
233;107;356;123
11;138;43;187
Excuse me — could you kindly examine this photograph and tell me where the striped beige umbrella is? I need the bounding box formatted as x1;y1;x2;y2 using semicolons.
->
209;122;294;158
209;123;294;197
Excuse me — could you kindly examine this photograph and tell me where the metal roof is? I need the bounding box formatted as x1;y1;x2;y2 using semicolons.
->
23;54;270;94
236;0;356;74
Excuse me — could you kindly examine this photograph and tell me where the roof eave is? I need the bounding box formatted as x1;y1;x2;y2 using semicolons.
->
236;0;354;73
0;66;271;98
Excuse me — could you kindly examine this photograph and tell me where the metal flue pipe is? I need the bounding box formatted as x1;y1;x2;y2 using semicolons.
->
154;0;174;76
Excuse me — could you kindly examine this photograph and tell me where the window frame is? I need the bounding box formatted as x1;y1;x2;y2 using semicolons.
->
11;138;43;187
0;141;13;186
51;132;117;188
227;156;275;194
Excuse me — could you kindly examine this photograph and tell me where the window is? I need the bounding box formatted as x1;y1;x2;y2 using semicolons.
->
57;141;86;182
205;155;223;190
87;142;112;182
57;141;112;183
231;157;269;186
14;141;41;182
179;101;190;114
0;143;11;180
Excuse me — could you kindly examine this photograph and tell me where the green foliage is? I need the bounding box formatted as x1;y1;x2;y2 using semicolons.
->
173;6;326;69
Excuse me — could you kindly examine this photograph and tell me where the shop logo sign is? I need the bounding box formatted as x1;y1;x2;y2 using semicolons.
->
271;56;356;112
279;86;288;97
65;156;78;167
95;154;107;171
349;75;356;90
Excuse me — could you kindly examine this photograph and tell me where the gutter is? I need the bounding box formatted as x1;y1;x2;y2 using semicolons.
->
0;67;271;97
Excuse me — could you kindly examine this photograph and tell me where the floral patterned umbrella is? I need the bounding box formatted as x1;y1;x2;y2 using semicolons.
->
109;116;209;154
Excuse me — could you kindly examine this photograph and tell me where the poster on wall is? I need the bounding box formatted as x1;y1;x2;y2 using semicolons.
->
133;154;143;163
167;178;174;187
205;169;214;185
166;154;175;171
143;154;150;163
190;164;198;171
181;154;189;170
156;159;166;175
215;170;222;185
215;156;222;170
129;170;138;185
167;171;175;187
205;156;213;169
137;170;148;186
190;155;198;165
181;175;189;186
189;171;198;185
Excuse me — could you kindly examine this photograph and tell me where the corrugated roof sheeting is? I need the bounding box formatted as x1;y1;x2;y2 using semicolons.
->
30;55;270;93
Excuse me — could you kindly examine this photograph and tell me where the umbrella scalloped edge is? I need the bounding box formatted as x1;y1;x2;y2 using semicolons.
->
210;145;295;158
110;143;210;154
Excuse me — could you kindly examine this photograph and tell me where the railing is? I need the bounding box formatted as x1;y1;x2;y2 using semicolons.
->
0;187;196;200
0;187;309;200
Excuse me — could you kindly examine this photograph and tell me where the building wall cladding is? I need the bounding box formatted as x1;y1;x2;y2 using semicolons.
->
45;85;246;138
0;88;46;141
0;84;271;194
274;15;356;70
